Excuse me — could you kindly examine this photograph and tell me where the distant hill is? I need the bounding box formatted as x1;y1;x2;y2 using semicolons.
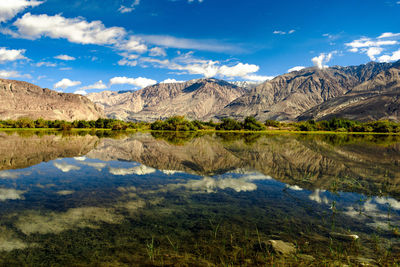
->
216;62;395;121
0;79;104;121
87;78;246;121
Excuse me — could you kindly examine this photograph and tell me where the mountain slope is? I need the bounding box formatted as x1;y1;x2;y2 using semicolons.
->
0;79;104;121
216;62;393;121
297;64;400;122
87;78;246;121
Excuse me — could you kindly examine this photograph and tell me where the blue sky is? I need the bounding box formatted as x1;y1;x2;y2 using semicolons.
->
0;0;399;94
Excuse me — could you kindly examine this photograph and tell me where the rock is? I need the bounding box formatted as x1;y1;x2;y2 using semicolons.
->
330;232;359;242
297;254;315;261
267;240;296;255
351;256;377;266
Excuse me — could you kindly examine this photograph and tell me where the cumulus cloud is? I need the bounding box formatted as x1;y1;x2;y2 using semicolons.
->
0;0;43;23
109;164;156;175
161;78;185;83
54;54;76;61
345;38;397;50
54;78;81;89
346;34;400;62
309;189;330;204
0;47;27;63
170;172;272;193
118;36;147;53
312;52;333;69
15;207;123;235
117;53;139;66
53;162;81;172
0;188;25;201
378;32;400;39
377;48;400;62
366;47;383;61
80;80;107;90
0;70;30;79
140;53;270;80
73;90;87;95
288;66;305;72
149;47;166;57
0;170;30;179
12;13;126;45
80;162;107;172
109;76;157;88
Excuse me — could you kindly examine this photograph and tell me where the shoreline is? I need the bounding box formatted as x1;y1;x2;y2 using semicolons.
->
0;128;399;135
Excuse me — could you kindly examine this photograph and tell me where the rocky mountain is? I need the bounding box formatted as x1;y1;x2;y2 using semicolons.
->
216;62;394;121
87;78;246;121
0;79;104;121
297;63;400;122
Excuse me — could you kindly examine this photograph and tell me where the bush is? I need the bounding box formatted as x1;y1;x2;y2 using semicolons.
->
243;116;266;131
216;118;243;130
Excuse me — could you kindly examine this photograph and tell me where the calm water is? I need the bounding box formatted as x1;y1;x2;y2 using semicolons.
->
0;131;399;266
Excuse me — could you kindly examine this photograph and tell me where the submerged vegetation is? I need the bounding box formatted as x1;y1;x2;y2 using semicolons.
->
1;116;400;133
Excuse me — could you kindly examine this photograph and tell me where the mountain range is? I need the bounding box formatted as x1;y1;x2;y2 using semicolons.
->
1;60;400;122
0;79;103;121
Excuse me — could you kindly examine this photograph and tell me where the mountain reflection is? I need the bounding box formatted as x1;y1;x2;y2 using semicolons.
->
0;131;399;199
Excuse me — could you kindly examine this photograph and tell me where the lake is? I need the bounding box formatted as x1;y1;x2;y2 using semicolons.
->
0;130;399;265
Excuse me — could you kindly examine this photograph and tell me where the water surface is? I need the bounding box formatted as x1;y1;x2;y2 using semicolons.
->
0;131;399;265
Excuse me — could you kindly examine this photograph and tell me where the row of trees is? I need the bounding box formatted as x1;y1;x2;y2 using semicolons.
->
0;118;145;130
297;118;400;133
1;116;399;133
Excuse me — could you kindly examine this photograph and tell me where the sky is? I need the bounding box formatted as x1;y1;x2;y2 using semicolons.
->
0;0;399;94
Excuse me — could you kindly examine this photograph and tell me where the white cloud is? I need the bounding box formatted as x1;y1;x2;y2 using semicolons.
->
53;162;81;172
13;13;126;45
118;0;140;13
0;70;30;79
109;165;156;175
377;48;400;62
273;30;295;35
80;80;107;90
54;78;81;89
140;53;269;80
288;66;305;72
117;52;139;66
0;170;30;179
118;36;147;53
149;47;166;57
161;78;185;83
219;63;259;77
140;35;243;53
0;188;25;201
36;61;56;67
312;52;333;69
346;34;400;62
54;54;76;61
346;37;397;50
378;32;400;39
243;74;273;82
188;0;204;3
109;76;157;88
0;47;27;63
0;0;43;23
366;47;383;61
73;90;87;95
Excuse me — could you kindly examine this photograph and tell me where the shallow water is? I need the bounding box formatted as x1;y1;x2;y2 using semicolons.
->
0;131;399;265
